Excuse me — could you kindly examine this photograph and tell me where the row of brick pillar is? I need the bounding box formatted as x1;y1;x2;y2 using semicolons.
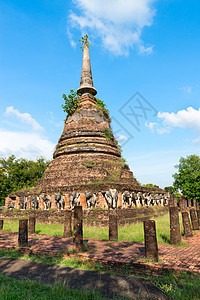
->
170;195;199;211
169;203;200;245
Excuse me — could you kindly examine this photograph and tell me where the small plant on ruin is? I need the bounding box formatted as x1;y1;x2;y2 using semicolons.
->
79;34;91;50
104;127;113;141
95;98;111;122
62;89;81;116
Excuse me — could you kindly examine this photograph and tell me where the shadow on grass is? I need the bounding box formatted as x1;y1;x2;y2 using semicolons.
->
160;234;170;244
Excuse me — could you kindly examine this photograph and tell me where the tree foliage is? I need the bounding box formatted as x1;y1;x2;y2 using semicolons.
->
173;154;200;201
0;155;49;205
62;89;80;116
79;34;91;50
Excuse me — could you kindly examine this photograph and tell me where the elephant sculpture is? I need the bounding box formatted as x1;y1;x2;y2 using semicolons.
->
85;191;96;209
41;193;51;210
31;196;39;209
122;191;132;208
54;193;64;210
69;192;80;209
19;196;27;209
105;189;118;209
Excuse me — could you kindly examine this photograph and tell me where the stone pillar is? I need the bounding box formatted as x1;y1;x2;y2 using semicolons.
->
50;194;57;209
196;202;200;211
192;199;196;209
179;197;185;211
79;193;87;209
182;212;193;237
197;210;200;227
0;219;3;230
15;197;20;210
169;207;181;245
187;199;191;208
143;220;158;261
73;206;83;250
190;208;199;230
29;216;36;234
165;187;170;199
170;195;177;207
18;219;28;246
63;210;72;238
109;213;118;241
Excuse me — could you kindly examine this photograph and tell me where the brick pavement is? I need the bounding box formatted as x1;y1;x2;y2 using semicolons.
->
0;230;199;276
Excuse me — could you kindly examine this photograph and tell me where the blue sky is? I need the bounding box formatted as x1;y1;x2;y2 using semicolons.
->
0;0;200;188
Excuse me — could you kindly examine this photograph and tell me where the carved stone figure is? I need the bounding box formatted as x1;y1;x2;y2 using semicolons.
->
131;192;140;207
69;192;80;209
122;191;132;208
8;201;15;209
19;196;27;210
31;196;39;210
85;191;96;209
41;193;51;210
105;189;118;209
54;193;64;210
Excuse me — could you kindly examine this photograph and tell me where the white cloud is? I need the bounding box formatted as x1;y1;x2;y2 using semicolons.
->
145;122;157;132
115;134;128;142
0;128;55;160
5;106;43;131
158;107;200;133
69;0;156;55
179;86;192;94
145;121;170;134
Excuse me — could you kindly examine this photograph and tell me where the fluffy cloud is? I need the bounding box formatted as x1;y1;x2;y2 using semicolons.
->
5;106;43;131
69;0;156;55
158;107;200;133
0;129;55;160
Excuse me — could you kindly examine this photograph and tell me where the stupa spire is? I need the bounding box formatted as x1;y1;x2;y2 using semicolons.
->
77;43;97;96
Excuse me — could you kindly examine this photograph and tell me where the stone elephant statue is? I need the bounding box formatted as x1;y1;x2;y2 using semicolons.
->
41;193;51;210
122;191;132;208
69;192;80;209
31;196;39;210
85;191;96;209
19;196;27;210
105;189;118;209
54;193;65;210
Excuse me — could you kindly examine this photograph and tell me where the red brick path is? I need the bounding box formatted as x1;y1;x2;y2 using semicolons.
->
0;231;199;275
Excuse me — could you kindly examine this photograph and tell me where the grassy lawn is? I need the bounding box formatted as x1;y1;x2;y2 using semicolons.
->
2;213;184;244
0;274;111;300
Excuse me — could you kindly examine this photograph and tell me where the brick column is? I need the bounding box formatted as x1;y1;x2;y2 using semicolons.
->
0;219;3;230
169;207;181;245
182;211;193;237
197;210;200;227
143;220;158;261
73;206;83;250
26;196;31;209
64;194;70;209
109;213;118;241
178;197;184;211
170;195;177;207
190;208;199;230
196;202;200;211
18;219;28;246
187;199;191;208
29;216;36;234
63;210;72;238
192;199;196;208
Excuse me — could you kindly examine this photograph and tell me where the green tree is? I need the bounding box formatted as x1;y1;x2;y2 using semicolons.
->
62;89;80;116
173;154;200;202
0;155;49;205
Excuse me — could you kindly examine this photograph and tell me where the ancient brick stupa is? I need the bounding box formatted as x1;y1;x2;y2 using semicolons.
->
5;40;166;210
42;43;137;194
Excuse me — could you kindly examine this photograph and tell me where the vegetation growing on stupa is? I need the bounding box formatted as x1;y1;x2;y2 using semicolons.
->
79;34;91;50
62;89;81;116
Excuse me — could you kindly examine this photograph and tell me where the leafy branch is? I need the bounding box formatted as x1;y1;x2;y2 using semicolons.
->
62;89;81;116
79;34;91;51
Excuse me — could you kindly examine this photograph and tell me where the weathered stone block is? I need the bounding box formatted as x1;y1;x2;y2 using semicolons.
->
73;206;83;250
79;193;87;209
109;213;118;241
192;199;196;208
197;210;200;227
143;220;158;261
182;211;193;237
170;195;177;207
169;207;181;245
190;208;199;230
63;210;72;237
29;216;36;234
0;219;3;230
187;199;191;208
18;219;28;246
196;202;200;211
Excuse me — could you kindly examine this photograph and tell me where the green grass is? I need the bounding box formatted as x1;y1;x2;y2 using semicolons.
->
2;213;186;245
0;274;111;300
150;271;200;300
